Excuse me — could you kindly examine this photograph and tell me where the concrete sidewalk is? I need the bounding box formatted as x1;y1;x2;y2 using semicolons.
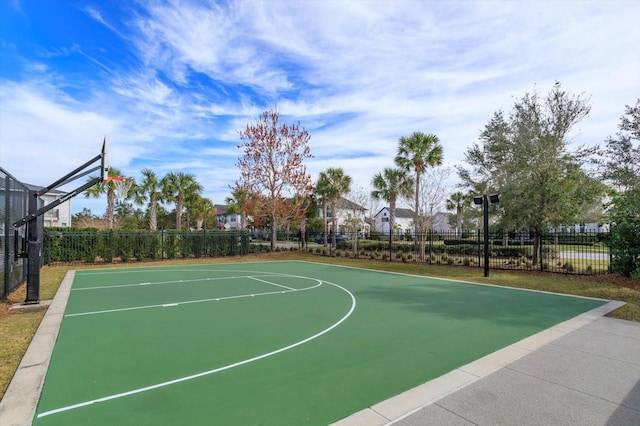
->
336;307;640;426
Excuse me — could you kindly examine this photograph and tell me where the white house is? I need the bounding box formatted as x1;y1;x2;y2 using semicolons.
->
26;184;72;227
373;207;415;235
320;197;369;235
213;205;244;230
374;208;454;235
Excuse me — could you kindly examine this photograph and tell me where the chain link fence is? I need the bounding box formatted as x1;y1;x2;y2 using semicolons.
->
1;168;29;299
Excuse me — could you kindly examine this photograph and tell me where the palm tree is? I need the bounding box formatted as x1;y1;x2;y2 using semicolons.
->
316;168;352;247
371;167;414;238
134;168;164;231
395;132;443;235
225;187;251;230
446;191;467;236
187;194;214;230
84;167;129;229
162;172;203;230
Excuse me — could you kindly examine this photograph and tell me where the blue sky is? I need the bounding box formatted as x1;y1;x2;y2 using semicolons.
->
1;0;639;215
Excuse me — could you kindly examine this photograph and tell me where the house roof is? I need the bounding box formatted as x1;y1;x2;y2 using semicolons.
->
374;207;416;218
215;204;232;215
333;197;366;211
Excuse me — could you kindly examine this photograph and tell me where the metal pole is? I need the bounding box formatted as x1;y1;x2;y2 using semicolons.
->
483;194;490;277
25;190;41;303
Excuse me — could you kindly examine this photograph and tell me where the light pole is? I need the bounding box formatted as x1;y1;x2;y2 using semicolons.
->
473;194;500;277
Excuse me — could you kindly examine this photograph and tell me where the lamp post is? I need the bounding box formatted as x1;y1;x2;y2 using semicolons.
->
473;194;500;277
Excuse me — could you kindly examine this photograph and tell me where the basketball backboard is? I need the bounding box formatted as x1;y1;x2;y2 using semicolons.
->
101;136;109;181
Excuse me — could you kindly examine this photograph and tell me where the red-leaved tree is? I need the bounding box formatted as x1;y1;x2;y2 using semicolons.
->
235;110;313;250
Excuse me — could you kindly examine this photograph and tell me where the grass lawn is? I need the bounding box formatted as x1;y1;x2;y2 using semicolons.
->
1;252;638;401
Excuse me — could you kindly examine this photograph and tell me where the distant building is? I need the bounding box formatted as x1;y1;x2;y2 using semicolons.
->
25;184;72;227
373;207;415;235
214;205;243;230
320;197;369;235
374;208;453;235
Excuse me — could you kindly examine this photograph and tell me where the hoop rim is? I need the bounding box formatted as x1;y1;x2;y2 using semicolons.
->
105;176;133;183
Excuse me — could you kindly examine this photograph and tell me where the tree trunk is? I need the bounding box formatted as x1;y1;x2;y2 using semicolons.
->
532;231;542;266
331;199;337;248
271;216;277;251
107;189;115;230
176;196;184;231
149;200;157;231
323;202;328;246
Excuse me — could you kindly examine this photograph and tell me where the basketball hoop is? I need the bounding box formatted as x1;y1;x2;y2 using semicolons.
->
106;176;134;201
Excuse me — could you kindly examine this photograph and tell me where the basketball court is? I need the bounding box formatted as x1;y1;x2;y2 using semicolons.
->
11;260;614;425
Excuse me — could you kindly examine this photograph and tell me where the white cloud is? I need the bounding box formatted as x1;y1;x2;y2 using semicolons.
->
1;0;638;216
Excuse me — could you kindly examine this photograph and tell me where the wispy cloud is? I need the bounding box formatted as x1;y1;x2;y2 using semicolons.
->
1;0;638;215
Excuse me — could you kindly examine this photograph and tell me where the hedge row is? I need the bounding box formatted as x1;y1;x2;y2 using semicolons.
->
43;228;251;264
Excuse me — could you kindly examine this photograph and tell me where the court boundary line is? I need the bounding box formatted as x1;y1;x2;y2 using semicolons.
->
295;260;612;302
36;274;356;419
0;260;623;426
65;276;322;317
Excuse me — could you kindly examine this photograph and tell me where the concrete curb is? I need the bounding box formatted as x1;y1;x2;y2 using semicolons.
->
0;271;75;426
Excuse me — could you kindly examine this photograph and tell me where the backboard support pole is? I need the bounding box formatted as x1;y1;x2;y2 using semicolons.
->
13;138;109;304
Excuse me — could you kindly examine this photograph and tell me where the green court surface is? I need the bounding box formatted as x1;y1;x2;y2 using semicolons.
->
33;261;606;425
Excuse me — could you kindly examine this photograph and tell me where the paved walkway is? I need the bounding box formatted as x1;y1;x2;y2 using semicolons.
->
335;304;640;426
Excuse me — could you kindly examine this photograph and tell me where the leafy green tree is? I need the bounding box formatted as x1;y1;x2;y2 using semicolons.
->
225;187;251;230
162;172;203;231
72;208;97;222
598;99;640;277
394;132;443;235
134;168;164;231
186;194;214;230
371;167;414;238
316;168;352;247
458;82;605;265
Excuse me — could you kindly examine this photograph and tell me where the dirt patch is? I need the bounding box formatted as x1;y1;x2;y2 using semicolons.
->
0;284;27;321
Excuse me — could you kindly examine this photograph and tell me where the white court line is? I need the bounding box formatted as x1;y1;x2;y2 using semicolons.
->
248;276;295;291
37;278;356;419
73;274;291;291
65;281;322;317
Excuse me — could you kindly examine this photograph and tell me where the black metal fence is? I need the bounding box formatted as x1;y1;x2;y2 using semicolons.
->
42;229;253;265
305;230;611;275
1;168;30;299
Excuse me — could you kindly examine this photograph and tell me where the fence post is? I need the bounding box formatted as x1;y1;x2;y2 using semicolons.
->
477;229;481;268
540;231;544;272
161;229;165;261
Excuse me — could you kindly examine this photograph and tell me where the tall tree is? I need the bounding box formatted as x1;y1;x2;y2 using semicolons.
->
235;110;313;250
597;99;640;277
371;167;414;238
458;82;604;265
445;191;467;235
162;172;203;230
395;132;443;235
186;194;214;230
84;167;129;230
225;187;251;230
134;168;164;231
316;168;352;247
